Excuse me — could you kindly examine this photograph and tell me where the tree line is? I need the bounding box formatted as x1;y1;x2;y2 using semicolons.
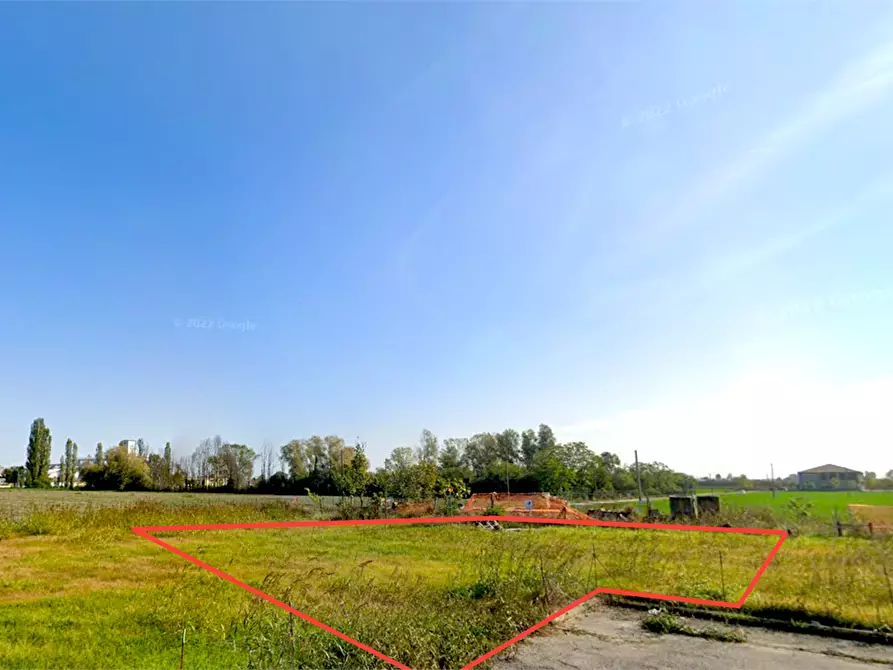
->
4;418;704;501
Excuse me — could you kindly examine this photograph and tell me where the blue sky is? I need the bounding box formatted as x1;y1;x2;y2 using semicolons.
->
1;1;892;478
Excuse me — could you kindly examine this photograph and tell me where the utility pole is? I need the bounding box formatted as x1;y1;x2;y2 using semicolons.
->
340;443;346;504
770;463;776;498
634;450;644;503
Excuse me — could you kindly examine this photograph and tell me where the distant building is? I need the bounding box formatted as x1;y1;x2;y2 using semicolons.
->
119;439;138;455
47;457;94;487
797;464;862;490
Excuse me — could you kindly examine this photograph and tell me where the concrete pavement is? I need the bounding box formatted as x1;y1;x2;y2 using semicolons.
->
492;604;893;670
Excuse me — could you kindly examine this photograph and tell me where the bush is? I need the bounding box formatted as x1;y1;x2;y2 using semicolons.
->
333;499;384;520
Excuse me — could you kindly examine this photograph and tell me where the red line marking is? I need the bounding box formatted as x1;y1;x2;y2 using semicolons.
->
133;516;787;670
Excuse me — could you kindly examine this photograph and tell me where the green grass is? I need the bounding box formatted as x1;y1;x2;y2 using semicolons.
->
2;494;893;669
612;490;893;523
0;489;345;522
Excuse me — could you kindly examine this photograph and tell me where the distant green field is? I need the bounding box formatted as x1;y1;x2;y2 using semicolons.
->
640;490;893;520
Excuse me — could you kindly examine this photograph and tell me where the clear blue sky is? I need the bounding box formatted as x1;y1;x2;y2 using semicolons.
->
2;1;892;478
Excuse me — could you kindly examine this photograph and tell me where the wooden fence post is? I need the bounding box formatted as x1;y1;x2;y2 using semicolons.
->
719;551;726;601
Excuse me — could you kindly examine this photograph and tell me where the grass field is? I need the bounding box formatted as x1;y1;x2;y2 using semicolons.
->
2;492;893;669
604;490;893;524
0;489;343;521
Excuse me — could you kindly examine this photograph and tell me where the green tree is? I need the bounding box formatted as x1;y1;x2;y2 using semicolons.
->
496;429;521;464
558;441;593;472
163;442;173;487
137;438;149;460
2;466;27;487
67;441;78;488
280;439;309;480
578;454;613;498
439;438;466;470
382;447;436;501
536;423;556;453
341;443;370;499
95;442;104;465
306;435;328;475
171;465;187;490
62;438;73;488
463;433;498;475
612;467;637;494
520;429;538;468
25;418;52;488
325;435;350;478
148;453;170;489
385;446;416;471
209;443;256;490
87;444;151;490
533;446;576;494
416;429;439;464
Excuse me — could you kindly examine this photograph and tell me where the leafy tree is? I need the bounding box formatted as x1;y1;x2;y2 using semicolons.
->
170;464;186;490
416;429;439;464
137;438;149;459
496;429;521;465
25;418;52;488
62;438;73;488
536;423;556;453
95;442;104;465
533;446;576;494
612;467;637;494
208;443;257;489
148;453;168;489
439;438;466;470
163;442;173;487
306;435;328;475
1;466;27;487
325;435;350;477
558;441;592;472
385;446;416;472
280;439;309;480
578;454;613;498
463;433;499;475
340;443;370;499
520;429;538;468
82;444;151;490
382;447;436;501
66;440;78;488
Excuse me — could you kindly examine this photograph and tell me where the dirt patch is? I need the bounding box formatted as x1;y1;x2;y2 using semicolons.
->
848;504;893;531
394;501;436;517
463;493;589;520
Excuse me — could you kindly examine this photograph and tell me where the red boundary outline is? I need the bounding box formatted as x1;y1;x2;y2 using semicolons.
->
133;516;787;670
